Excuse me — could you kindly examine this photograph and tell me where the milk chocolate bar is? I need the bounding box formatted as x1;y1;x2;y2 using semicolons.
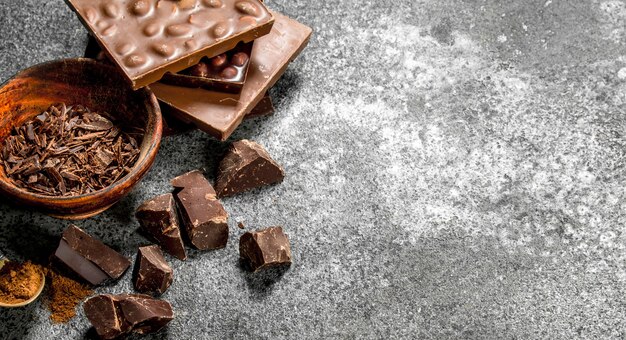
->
84;34;252;94
133;245;173;295
161;42;253;93
171;170;229;250
151;12;312;140
54;225;131;285
239;226;292;272
216;140;284;197
160;94;273;136
84;294;174;339
66;0;275;89
136;193;187;260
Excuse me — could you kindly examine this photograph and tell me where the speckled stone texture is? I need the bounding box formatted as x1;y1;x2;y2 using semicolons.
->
1;0;626;339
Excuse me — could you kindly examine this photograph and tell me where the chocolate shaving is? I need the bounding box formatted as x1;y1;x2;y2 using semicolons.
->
0;103;143;196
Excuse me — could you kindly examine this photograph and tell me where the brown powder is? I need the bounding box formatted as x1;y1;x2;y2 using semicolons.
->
0;261;43;304
43;268;94;323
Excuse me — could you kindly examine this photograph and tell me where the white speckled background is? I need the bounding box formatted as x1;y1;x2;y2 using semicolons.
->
1;0;626;338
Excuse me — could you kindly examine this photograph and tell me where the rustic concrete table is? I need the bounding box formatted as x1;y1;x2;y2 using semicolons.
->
1;0;626;338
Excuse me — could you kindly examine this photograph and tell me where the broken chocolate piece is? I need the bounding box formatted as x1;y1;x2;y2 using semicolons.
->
172;170;229;250
136;194;187;261
54;225;131;285
239;227;292;272
171;170;213;191
83;294;130;339
84;294;174;339
133;245;173;295
216;140;285;197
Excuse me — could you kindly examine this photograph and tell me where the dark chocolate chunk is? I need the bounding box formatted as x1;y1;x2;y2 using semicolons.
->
172;171;229;250
117;295;174;335
136;193;187;261
84;294;174;339
171;170;213;191
239;226;292;272
133;245;173;295
83;294;130;339
54;225;131;285
216;140;285;197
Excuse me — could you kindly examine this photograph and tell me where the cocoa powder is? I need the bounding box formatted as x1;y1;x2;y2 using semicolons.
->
43;268;93;323
0;261;43;304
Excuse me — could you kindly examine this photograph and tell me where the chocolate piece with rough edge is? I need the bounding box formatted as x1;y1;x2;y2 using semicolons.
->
54;225;131;285
65;0;275;90
151;12;312;140
136;193;187;261
133;245;173;295
172;170;229;250
84;294;174;339
117;294;174;335
239;226;292;272
83;294;131;339
171;169;213;191
215;140;284;197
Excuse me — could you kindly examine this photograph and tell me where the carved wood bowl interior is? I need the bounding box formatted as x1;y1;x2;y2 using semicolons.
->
0;58;162;220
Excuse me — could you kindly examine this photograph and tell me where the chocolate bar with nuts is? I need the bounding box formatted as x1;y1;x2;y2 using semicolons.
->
151;12;312;140
66;0;274;89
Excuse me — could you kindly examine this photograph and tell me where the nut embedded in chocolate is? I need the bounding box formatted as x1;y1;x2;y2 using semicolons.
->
84;294;174;339
188;62;209;78
133;245;174;295
220;66;238;79
231;52;249;67
136;193;187;261
211;54;228;69
54;225;131;285
216;140;285;197
172;170;229;250
239;226;292;272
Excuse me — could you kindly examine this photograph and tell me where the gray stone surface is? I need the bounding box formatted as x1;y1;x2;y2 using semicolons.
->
1;0;626;338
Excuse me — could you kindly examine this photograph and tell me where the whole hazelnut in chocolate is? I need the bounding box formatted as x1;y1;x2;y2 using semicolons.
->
211;54;228;69
188;62;209;78
220;66;238;79
231;52;249;67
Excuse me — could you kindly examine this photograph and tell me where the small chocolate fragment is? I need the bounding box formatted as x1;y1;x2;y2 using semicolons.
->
133;245;173;295
54;225;131;285
84;294;174;339
216;140;285;197
239;227;292;272
136;194;187;261
172;171;229;250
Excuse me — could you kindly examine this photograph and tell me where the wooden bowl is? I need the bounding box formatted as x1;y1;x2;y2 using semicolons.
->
0;58;162;220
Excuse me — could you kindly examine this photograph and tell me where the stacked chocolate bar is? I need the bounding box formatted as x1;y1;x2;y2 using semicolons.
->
69;0;312;140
